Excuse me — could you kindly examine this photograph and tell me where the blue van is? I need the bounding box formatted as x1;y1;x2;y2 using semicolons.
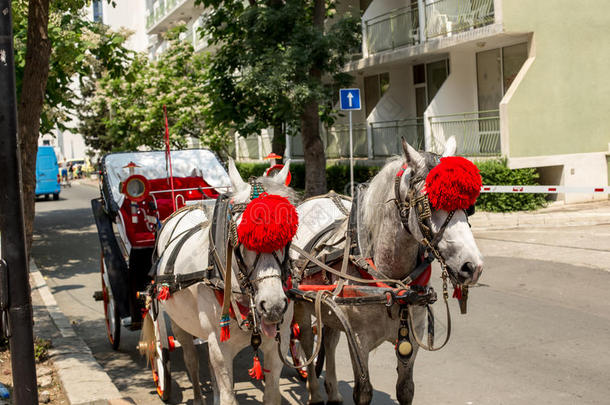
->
36;146;61;200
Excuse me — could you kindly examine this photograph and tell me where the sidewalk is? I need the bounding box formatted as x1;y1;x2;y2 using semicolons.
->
470;199;610;230
30;261;134;405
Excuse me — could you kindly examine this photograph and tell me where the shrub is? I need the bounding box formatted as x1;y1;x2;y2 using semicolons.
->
34;337;51;363
475;158;547;212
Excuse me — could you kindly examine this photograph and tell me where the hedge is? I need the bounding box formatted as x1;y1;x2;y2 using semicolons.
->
474;158;547;212
236;158;547;212
235;162;381;195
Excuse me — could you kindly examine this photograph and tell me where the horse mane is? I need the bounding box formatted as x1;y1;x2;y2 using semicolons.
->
358;157;404;256
358;152;440;257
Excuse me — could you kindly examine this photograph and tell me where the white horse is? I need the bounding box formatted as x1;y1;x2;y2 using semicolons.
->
293;138;484;405
146;160;296;405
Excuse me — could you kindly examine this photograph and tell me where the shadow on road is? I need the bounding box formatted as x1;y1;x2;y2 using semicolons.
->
33;207;99;280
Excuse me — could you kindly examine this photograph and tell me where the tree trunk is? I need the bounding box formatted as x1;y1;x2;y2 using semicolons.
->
18;0;52;253
301;0;327;197
301;101;326;196
271;123;285;156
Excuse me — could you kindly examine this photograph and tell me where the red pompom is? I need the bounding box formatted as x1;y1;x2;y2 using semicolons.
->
425;157;481;211
237;194;298;253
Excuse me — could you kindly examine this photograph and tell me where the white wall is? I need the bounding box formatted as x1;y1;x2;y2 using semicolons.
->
424;50;477;150
367;65;416;122
103;1;149;53
509;152;609;203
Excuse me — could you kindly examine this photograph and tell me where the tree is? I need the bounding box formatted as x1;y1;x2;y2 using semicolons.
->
79;27;228;156
198;0;360;196
13;0;129;250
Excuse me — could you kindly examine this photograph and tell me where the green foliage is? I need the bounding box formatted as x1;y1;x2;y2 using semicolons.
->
196;0;361;137
12;0;132;135
34;337;52;363
235;161;380;194
79;27;229;155
475;158;547;212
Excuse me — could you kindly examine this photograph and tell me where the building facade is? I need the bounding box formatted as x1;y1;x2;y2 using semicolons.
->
285;0;609;203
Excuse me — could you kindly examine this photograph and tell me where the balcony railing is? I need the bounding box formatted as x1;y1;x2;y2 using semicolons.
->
147;0;182;29
370;118;423;156
425;0;495;38
429;110;500;156
364;3;420;54
323;124;368;159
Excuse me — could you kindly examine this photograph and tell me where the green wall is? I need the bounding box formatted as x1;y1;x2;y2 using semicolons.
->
503;0;610;158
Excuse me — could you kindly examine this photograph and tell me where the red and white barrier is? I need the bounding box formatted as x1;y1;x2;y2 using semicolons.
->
480;186;609;194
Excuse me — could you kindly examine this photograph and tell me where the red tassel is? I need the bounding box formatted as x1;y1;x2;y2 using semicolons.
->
157;285;170;301
248;355;270;380
291;322;300;339
219;314;231;342
453;285;462;300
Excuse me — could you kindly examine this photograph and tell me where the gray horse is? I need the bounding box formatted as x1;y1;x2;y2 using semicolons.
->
292;138;483;405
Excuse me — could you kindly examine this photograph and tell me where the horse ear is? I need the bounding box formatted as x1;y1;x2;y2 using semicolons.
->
442;136;457;157
401;137;425;172
272;160;291;185
227;158;246;192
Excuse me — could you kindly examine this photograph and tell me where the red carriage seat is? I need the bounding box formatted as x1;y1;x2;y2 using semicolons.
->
119;176;220;248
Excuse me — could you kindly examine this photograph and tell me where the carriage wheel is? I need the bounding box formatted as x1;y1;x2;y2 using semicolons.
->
150;317;171;401
101;253;121;350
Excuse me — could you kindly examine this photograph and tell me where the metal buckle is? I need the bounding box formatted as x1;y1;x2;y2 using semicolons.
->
413;194;431;221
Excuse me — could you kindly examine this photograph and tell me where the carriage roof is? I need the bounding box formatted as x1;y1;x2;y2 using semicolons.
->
100;149;231;215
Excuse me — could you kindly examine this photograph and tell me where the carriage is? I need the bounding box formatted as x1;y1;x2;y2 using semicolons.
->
91;149;232;397
91;149;312;400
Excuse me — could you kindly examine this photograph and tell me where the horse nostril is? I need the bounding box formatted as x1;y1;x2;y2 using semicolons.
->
461;262;476;274
282;298;288;314
259;300;267;313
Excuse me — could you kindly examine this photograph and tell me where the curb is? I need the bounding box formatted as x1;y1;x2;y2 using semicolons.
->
469;211;610;230
29;260;133;405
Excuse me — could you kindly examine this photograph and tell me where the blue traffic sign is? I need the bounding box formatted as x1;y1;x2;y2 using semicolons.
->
339;88;361;110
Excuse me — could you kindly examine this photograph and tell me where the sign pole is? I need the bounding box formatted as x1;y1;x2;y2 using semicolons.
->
349;110;354;197
339;88;360;197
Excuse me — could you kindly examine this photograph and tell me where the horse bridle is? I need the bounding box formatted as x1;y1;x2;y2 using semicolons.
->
393;163;455;263
225;180;293;294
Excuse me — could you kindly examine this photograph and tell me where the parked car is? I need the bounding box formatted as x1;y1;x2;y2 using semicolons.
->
36;146;61;200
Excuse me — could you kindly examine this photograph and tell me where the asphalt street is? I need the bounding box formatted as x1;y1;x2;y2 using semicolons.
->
32;183;610;405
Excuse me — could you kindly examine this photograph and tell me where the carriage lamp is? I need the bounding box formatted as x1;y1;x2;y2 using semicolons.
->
121;174;150;202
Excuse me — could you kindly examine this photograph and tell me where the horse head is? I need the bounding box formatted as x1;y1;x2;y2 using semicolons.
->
226;159;297;337
399;138;484;285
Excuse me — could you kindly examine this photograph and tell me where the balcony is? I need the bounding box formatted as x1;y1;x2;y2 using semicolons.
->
425;0;495;38
364;4;420;54
370;118;423;156
323;124;369;159
146;0;203;35
363;0;495;56
429;110;500;156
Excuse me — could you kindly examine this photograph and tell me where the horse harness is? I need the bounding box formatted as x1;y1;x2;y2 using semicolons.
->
150;180;292;343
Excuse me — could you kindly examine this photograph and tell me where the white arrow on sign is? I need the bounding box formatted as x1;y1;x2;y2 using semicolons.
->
347;92;353;107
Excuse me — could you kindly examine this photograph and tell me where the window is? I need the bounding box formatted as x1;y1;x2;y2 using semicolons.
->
92;0;103;23
476;42;528;111
502;43;528;92
426;60;449;103
412;59;449;107
364;72;390;117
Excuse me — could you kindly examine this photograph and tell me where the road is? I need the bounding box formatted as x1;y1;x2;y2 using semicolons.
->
32;183;610;405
